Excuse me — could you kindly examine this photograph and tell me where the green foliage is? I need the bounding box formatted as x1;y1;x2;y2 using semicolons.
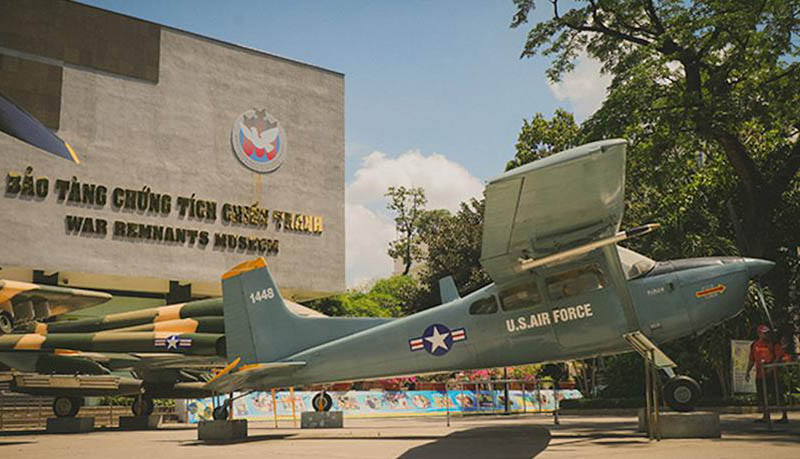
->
509;1;799;398
411;198;491;312
386;186;428;276
305;275;418;318
506;108;580;170
511;0;799;327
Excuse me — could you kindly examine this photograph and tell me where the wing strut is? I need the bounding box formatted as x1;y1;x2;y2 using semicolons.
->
515;223;660;273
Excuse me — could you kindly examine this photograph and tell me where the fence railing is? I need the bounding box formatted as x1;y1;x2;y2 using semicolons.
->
760;360;799;430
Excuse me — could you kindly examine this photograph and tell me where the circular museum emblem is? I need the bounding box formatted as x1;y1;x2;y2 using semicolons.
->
231;108;287;173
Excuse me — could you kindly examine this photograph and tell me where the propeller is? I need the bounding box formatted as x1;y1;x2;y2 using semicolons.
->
752;280;775;331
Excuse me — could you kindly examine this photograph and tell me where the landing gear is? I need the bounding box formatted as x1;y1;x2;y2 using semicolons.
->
131;396;154;417
663;375;701;412
312;392;333;412
53;396;83;418
0;311;13;334
212;405;229;420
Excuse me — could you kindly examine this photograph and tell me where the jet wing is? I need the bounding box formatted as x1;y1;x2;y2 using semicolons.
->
0;280;112;318
0;90;80;163
204;361;306;393
480;139;627;287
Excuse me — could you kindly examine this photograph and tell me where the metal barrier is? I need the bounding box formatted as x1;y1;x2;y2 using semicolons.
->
760;360;799;430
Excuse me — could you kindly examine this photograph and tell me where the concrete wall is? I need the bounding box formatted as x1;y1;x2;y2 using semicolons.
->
0;8;344;297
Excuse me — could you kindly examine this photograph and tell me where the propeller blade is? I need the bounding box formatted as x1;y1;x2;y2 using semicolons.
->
753;281;774;330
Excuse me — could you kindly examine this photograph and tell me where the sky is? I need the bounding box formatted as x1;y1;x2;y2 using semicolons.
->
79;0;611;287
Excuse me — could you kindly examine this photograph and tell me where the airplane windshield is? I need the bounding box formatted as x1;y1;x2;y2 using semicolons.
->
617;246;656;279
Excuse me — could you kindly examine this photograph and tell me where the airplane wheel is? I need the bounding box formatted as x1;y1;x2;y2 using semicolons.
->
0;311;13;334
132;397;154;417
312;392;333;412
663;375;701;412
212;405;229;420
53;396;82;418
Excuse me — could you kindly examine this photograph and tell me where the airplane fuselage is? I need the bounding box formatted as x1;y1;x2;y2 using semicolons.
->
261;255;769;389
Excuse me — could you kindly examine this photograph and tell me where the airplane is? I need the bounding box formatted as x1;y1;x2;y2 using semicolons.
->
0;280;111;334
0;90;80;163
202;139;775;418
0;293;334;418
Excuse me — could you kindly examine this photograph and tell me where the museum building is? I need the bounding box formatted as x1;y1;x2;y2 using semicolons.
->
0;0;345;310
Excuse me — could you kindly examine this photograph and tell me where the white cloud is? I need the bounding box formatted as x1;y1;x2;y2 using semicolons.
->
347;150;483;211
345;150;484;286
548;54;612;120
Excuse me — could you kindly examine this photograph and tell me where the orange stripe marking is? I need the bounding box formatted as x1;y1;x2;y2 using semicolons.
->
696;284;726;298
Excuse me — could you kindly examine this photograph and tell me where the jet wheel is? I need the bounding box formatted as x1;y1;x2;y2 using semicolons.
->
131;397;155;417
0;311;13;334
312;392;333;412
53;396;82;418
663;375;701;412
212;405;229;420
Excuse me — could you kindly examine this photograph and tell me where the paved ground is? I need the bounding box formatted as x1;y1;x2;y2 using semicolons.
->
1;413;799;458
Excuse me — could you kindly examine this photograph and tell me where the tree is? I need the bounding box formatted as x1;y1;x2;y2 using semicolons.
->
411;198;491;312
506;108;580;170
511;0;799;330
304;275;418;318
386;186;428;275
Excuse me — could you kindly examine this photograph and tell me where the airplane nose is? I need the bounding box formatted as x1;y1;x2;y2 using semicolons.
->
743;258;775;278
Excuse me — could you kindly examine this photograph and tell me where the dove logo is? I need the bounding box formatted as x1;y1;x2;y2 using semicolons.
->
231;108;287;173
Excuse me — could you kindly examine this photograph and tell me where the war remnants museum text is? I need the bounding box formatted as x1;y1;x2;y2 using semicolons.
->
6;167;324;256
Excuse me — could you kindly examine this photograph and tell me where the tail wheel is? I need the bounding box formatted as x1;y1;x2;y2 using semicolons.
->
312;392;333;412
131;397;155;417
53;396;82;418
0;311;13;334
212;405;229;420
663;375;701;412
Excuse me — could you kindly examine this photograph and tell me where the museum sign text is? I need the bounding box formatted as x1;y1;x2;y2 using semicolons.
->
5;167;325;256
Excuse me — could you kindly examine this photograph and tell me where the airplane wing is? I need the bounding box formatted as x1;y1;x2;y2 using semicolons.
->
0;90;80;163
0;280;112;318
204;360;306;393
480;139;627;287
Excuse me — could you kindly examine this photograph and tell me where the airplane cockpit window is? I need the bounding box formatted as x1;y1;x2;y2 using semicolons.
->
469;296;498;315
546;264;606;301
499;283;542;311
617;246;656;279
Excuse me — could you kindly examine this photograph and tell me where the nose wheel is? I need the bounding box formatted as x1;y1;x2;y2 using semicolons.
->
663;375;701;412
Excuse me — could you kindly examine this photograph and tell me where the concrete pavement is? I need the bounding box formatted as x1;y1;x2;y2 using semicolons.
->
1;413;798;458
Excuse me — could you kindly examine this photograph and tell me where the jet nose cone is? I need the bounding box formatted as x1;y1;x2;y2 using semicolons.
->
743;258;775;278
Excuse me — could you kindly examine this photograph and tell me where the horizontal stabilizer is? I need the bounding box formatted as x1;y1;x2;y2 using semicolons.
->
204;360;306;393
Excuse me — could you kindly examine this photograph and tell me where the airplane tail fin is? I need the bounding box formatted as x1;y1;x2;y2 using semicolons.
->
221;258;393;364
221;258;295;364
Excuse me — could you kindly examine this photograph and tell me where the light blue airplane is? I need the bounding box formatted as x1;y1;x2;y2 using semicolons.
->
205;139;774;418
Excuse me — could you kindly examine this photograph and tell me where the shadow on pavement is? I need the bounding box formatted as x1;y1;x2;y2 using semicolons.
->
0;440;35;446
398;425;550;459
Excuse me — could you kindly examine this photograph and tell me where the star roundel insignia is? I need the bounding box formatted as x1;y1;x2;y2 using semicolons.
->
408;323;467;356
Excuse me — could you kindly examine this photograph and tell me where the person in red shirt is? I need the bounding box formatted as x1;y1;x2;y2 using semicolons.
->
746;324;790;423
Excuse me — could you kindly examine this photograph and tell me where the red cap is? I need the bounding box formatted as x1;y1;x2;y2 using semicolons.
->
757;324;770;333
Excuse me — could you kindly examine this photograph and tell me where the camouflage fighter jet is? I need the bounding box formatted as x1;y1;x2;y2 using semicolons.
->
0;295;333;417
203;139;774;418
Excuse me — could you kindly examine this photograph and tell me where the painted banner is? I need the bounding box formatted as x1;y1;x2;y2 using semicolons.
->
186;389;583;423
731;339;756;393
